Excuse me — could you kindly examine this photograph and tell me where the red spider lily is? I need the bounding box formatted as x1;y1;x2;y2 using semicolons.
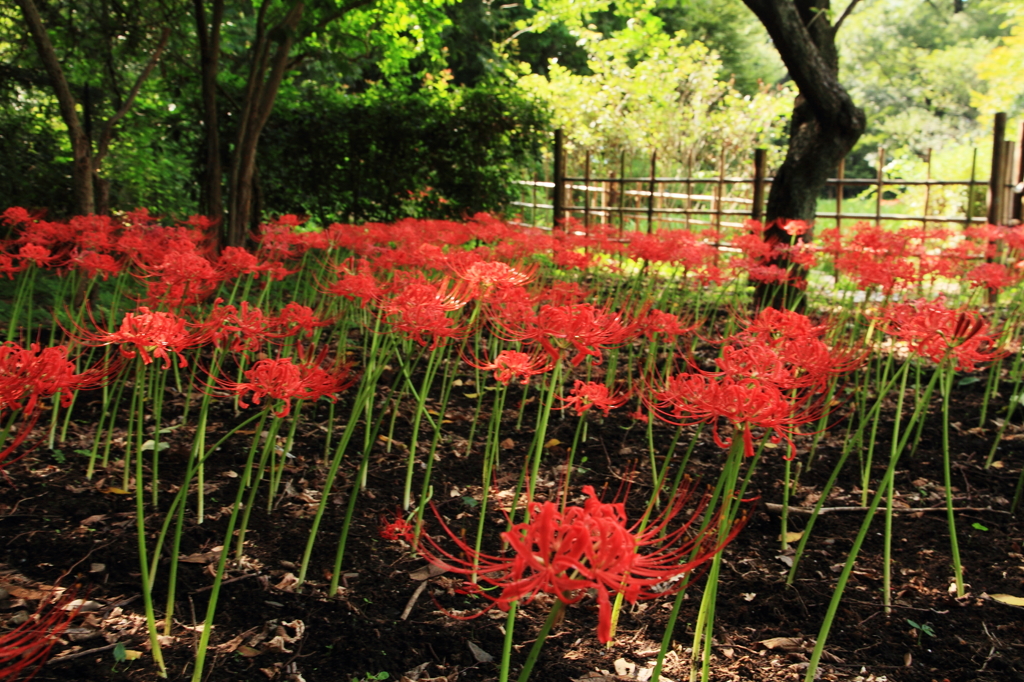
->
17;243;59;269
75;307;202;369
70;250;123;280
780;219;810;237
0;343;109;467
466;350;553;385
328;259;383;307
637;309;694;340
493;302;637;367
380;275;469;349
876;299;1005;372
646;373;822;459
216;245;283;280
197;301;282;353
274;302;329;338
139;247;223;310
218;351;356;417
0;586;82;680
452;260;537;293
404;482;746;643
379;510;414;542
966;262;1017;291
0;252;25;280
739;307;828;343
559;380;630;417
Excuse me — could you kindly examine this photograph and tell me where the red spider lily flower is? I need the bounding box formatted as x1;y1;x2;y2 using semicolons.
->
77;307;202;369
876;299;1005;372
966;262;1017;291
70;250;122;280
197;300;282;353
0;343;110;467
780;219;810;237
637;309;694;340
274;302;329;338
739;307;828;343
559;380;630;417
216;245;283;280
0;252;25;280
379;510;414;542
466;349;553;385
0;343;107;416
327;258;382;308
138;246;223;310
380;275;469;349
218;351;356;418
494;302;637;367
714;342;793;387
18;243;60;268
0;586;83;679
453;260;537;292
646;373;822;459
402;481;746;644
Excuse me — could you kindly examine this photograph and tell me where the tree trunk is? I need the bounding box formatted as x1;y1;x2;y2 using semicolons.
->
225;1;304;247
195;0;225;227
741;0;866;308
16;0;94;215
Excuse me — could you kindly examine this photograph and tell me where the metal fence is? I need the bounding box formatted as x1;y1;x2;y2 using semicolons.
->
511;114;1024;234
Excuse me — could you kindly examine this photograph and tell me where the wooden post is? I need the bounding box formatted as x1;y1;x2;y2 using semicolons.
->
966;148;978;227
1002;140;1014;226
584;151;591;231
922;149;932;231
752;148;767;223
714;147;726;236
988;112;1007;226
618;150;626;236
1015;121;1024;223
836;157;845;231
875;147;885;226
553;129;565;229
685;150;693;232
647;151;657;234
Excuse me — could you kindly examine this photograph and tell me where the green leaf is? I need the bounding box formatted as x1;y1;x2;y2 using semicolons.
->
113;642;127;663
957;376;981;386
972;522;989;531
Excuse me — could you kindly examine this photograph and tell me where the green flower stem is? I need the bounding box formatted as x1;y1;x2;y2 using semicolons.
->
190;416;266;682
940;363;965;597
499;602;518;682
403;345;446;510
516;599;565;682
805;363;940;682
297;360;386;588
690;435;744;682
129;360;166;677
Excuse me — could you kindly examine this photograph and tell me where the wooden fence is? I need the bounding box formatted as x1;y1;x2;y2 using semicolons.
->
511;113;1024;234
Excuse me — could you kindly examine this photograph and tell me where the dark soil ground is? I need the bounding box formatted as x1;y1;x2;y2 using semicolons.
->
3;373;1024;682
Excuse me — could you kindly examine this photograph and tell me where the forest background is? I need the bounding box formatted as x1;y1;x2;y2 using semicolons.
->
3;0;1024;235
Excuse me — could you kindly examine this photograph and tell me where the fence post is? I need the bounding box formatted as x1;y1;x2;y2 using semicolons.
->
1014;122;1024;224
584;151;591;231
553;129;565;229
1003;140;1015;226
752;148;767;222
836;157;845;231
875;147;885;226
647;151;657;234
988;112;1007;226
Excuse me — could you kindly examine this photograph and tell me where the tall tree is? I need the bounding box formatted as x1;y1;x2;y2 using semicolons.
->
13;0;172;215
740;0;866;304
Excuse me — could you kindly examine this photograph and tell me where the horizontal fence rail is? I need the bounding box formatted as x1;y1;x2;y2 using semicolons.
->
512;114;1024;235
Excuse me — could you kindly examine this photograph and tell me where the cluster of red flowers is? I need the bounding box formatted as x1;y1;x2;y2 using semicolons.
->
647;308;860;458
397;482;745;643
877;297;1005;371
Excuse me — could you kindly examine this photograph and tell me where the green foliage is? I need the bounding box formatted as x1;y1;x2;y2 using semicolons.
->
838;0;1011;157
257;81;549;223
0;96;74;216
517;13;792;175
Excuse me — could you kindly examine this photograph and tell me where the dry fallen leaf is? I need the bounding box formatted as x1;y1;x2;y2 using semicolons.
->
988;593;1024;607
760;636;808;651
